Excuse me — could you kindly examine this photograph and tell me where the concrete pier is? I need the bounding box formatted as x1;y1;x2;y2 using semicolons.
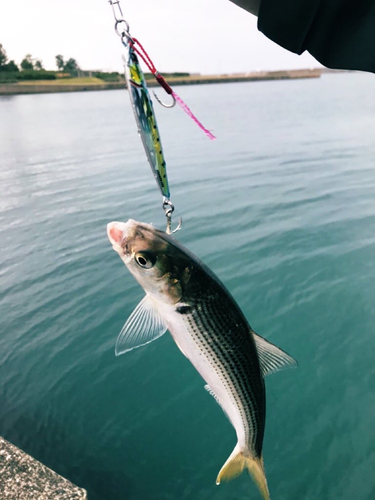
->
0;437;87;499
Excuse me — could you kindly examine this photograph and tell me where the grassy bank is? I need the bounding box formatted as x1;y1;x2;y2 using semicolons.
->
18;77;105;85
0;69;322;95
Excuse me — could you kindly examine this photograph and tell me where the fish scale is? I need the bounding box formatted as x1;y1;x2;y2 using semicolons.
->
177;287;265;456
191;273;263;438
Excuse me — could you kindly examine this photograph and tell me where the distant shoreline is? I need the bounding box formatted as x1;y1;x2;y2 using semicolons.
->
0;68;322;95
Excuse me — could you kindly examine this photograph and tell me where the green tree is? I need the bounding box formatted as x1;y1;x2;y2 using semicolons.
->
34;59;44;70
64;57;79;76
55;54;65;71
20;54;34;70
4;60;19;72
0;43;8;68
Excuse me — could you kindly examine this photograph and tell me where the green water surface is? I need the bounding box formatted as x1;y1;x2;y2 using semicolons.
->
1;73;375;500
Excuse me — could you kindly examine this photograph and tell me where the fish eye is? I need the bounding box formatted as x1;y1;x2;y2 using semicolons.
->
135;252;155;269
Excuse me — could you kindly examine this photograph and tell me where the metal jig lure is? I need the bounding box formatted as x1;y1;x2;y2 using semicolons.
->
122;44;181;233
108;0;214;233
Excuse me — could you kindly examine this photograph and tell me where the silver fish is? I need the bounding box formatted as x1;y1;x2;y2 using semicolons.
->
107;219;296;499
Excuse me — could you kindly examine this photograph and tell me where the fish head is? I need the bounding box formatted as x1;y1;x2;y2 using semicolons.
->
107;219;193;304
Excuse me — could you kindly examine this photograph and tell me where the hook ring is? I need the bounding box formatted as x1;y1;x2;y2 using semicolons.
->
163;199;174;217
115;19;131;38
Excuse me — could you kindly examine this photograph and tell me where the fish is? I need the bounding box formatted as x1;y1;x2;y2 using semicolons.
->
107;219;297;499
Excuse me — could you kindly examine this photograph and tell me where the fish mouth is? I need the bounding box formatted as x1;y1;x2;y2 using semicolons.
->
107;219;136;250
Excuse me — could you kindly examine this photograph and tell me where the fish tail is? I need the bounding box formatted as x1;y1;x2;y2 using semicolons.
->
216;444;270;500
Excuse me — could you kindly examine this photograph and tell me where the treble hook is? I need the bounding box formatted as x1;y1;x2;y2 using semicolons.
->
153;91;176;108
163;199;182;234
166;217;182;235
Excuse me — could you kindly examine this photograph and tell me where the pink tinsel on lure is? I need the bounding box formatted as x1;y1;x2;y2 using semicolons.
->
128;38;216;140
172;91;216;141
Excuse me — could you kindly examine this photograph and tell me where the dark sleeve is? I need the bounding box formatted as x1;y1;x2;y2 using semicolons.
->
257;0;375;73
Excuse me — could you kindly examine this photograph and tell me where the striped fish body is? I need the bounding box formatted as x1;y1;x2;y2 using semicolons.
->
107;219;296;500
163;260;266;458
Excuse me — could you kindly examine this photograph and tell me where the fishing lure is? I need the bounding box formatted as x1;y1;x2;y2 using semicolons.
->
108;0;214;232
122;44;174;226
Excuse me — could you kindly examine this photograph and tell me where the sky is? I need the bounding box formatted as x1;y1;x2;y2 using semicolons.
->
0;0;321;74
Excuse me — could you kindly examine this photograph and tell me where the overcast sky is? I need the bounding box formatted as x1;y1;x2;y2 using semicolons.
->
0;0;320;74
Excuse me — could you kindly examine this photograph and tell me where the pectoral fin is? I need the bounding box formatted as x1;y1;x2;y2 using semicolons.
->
252;331;297;377
115;295;167;356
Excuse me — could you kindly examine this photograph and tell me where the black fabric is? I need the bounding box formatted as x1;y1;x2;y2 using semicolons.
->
257;0;375;72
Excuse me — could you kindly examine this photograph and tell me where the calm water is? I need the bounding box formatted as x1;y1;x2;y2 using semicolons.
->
1;73;375;500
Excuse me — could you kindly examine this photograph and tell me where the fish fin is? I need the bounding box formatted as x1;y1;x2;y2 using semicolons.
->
216;444;270;500
252;331;297;377
115;295;167;356
204;385;230;421
173;337;188;358
204;384;216;398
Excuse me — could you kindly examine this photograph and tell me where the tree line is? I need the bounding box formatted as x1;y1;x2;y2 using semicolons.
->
0;42;190;83
0;43;80;75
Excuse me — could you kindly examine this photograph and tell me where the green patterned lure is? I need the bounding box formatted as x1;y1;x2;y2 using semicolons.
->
123;47;170;200
109;0;214;232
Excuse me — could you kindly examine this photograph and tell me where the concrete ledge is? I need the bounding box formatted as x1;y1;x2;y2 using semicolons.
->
0;437;87;499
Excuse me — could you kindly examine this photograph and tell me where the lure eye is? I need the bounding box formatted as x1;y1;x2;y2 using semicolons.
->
135;252;155;269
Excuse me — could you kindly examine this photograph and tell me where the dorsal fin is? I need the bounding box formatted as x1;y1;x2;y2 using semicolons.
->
252;331;297;377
